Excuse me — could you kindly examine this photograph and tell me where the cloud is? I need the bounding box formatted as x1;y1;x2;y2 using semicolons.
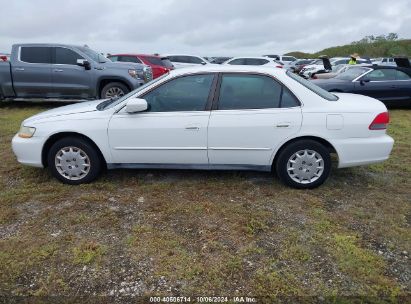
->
0;0;410;56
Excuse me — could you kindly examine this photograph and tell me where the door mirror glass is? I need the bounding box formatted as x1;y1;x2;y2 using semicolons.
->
126;98;148;113
76;59;91;70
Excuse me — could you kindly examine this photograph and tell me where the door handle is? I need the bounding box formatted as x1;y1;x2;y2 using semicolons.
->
185;126;200;131
276;123;290;128
53;69;64;72
15;68;24;71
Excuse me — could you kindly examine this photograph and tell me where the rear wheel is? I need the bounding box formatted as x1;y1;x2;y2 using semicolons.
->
275;140;331;189
100;82;129;99
47;137;102;185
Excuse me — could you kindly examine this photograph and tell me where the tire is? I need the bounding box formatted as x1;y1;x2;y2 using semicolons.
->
100;82;129;99
47;137;102;185
275;140;331;189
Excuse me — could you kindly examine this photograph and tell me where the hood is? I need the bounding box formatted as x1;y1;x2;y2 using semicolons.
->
24;100;102;124
104;61;147;71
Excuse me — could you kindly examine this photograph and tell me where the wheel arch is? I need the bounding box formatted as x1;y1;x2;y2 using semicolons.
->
41;132;107;168
271;135;338;169
97;78;132;98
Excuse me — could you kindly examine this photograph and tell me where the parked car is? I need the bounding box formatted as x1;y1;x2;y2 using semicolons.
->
0;53;10;62
163;54;211;69
223;56;283;68
210;57;232;64
0;44;153;101
263;55;297;63
312;65;411;104
300;57;371;79
12;65;393;189
313;63;371;79
108;54;174;79
288;59;316;73
371;57;396;66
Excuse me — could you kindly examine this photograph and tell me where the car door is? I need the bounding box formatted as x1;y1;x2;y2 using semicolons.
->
392;69;411;102
50;47;93;99
355;68;397;101
108;73;216;165
12;46;53;97
208;73;302;168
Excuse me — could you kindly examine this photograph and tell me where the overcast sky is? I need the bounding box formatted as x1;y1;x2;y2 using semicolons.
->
1;0;410;56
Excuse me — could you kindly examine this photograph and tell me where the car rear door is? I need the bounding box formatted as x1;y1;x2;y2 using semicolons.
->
51;47;93;99
108;73;216;165
12;46;53;97
392;69;411;102
207;73;302;169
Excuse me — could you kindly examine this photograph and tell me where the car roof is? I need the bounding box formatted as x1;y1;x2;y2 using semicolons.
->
165;64;287;77
110;53;163;58
229;56;275;60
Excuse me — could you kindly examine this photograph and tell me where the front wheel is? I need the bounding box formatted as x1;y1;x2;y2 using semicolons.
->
47;137;102;185
275;140;331;189
100;82;129;99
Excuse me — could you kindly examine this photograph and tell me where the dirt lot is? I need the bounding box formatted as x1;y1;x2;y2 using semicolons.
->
0;101;410;303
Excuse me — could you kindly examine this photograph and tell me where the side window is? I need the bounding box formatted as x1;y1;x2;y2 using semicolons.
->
119;56;142;64
218;74;283;110
245;58;269;65
109;56;119;61
227;58;245;65
54;47;84;65
396;70;411;80
366;69;396;81
189;56;203;64
143;74;214;112
281;87;299;107
20;47;52;64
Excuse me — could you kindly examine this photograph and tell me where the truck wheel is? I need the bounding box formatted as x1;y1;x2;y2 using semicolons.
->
47;137;102;185
100;82;129;99
275;140;331;189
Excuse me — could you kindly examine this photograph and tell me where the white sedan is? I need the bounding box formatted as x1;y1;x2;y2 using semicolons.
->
224;56;284;68
12;66;394;188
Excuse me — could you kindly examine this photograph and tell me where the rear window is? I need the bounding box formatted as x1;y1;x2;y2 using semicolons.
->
286;71;338;101
20;47;52;64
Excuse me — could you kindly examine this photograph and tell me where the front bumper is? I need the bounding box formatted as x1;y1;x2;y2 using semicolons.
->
334;135;394;168
12;134;45;168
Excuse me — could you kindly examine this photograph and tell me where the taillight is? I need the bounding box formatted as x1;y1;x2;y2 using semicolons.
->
311;75;317;79
276;65;283;68
369;112;389;130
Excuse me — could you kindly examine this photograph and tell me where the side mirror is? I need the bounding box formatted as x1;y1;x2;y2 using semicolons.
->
77;59;91;70
200;61;207;65
125;98;148;113
360;78;370;85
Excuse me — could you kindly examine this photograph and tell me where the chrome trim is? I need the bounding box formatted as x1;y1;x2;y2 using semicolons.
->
114;146;207;150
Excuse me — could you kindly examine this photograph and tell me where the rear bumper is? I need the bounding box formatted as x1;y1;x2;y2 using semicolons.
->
333;135;394;168
12;134;45;168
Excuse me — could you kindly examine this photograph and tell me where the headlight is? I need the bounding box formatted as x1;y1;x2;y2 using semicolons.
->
18;125;36;138
128;69;138;78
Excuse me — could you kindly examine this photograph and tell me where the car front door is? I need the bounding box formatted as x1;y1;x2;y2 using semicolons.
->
355;68;397;101
12;46;53;98
51;47;93;99
108;73;216;165
208;73;302;169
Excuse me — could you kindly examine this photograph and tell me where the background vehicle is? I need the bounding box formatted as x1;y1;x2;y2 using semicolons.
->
0;44;152;101
108;54;174;79
163;54;211;69
210;57;232;64
312;65;411;104
224;56;284;68
263;54;297;63
0;53;10;62
313;63;371;79
300;57;371;79
288;59;316;73
12;66;393;189
372;57;396;66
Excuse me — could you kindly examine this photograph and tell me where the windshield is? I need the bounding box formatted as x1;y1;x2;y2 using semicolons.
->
97;73;169;110
286;71;338;101
334;67;371;81
78;46;108;63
